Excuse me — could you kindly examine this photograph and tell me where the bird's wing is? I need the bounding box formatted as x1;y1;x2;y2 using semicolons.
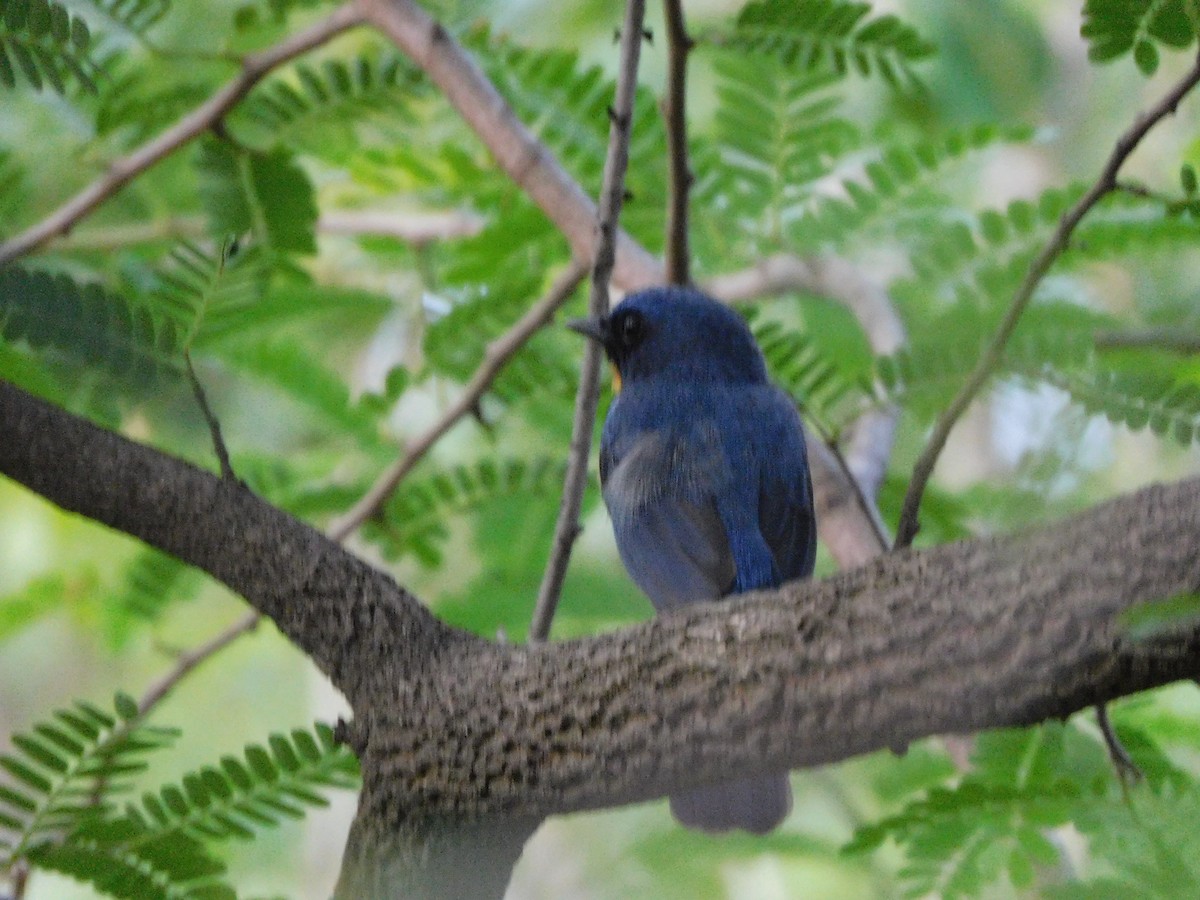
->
601;428;735;612
755;387;818;582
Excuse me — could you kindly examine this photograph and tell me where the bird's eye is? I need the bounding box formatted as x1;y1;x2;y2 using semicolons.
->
618;310;644;349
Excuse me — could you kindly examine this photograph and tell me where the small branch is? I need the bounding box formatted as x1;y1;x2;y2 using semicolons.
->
317;209;485;245
529;0;647;642
137;611;262;716
360;0;662;290
0;3;365;267
329;262;587;541
892;50;1200;550
50;210;485;252
184;352;235;482
1095;327;1200;355
1094;702;1141;785
662;0;693;285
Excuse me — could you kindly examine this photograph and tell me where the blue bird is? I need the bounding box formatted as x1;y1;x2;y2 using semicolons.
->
569;285;816;834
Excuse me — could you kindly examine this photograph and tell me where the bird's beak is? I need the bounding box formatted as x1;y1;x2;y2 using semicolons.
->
566;315;609;346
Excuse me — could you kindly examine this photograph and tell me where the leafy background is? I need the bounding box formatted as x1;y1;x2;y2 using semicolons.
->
2;0;1200;897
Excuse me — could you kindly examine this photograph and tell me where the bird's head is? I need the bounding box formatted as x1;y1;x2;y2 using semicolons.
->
567;286;767;391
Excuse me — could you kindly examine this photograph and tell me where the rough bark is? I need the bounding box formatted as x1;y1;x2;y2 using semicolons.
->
3;377;1200;897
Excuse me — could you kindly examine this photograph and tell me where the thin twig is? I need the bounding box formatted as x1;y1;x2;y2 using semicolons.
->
1095;702;1142;785
184;352;235;481
328;261;587;541
1095;327;1200;355
51;210;485;252
893;50;1200;550
137;611;262;716
0;3;365;267
662;0;693;285
529;1;647;642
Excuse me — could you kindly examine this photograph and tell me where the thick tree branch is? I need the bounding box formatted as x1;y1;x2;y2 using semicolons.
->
530;0;647;641
0;379;462;711
893;49;1200;549
4;378;1200;895
351;475;1200;828
0;3;366;267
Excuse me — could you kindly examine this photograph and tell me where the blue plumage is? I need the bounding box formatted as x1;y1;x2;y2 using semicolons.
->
570;286;816;834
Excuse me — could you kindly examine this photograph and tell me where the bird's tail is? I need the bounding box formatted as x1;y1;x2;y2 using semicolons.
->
669;773;791;835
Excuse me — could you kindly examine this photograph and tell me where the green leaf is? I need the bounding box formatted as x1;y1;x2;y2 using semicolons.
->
195;140;318;255
726;0;934;88
0;267;179;387
1119;592;1200;639
1082;0;1197;68
0;0;98;93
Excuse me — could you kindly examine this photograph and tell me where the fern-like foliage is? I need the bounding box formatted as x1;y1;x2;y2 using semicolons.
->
122;723;358;845
790;124;1037;251
367;457;567;565
846;724;1111;899
0;266;179;385
724;0;935;88
875;299;1106;421
1043;367;1200;447
194;138;318;256
0;0;98;92
1082;0;1198;74
81;0;171;42
897;187;1080;311
216;336;384;442
750;316;869;437
703;51;859;254
0;694;179;866
104;548;202;646
474;33;667;249
3;712;354;899
0;145;25;232
1056;785;1200;898
237;52;424;159
148;241;269;348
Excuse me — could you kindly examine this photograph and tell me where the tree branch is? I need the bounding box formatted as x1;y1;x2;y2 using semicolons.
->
1094;327;1200;355
329;261;587;541
530;0;647;641
359;0;662;291
4;377;1200;894
893;49;1200;549
0;379;461;711
0;3;366;267
662;0;693;285
137;610;262;716
48;210;485;252
353;476;1200;827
